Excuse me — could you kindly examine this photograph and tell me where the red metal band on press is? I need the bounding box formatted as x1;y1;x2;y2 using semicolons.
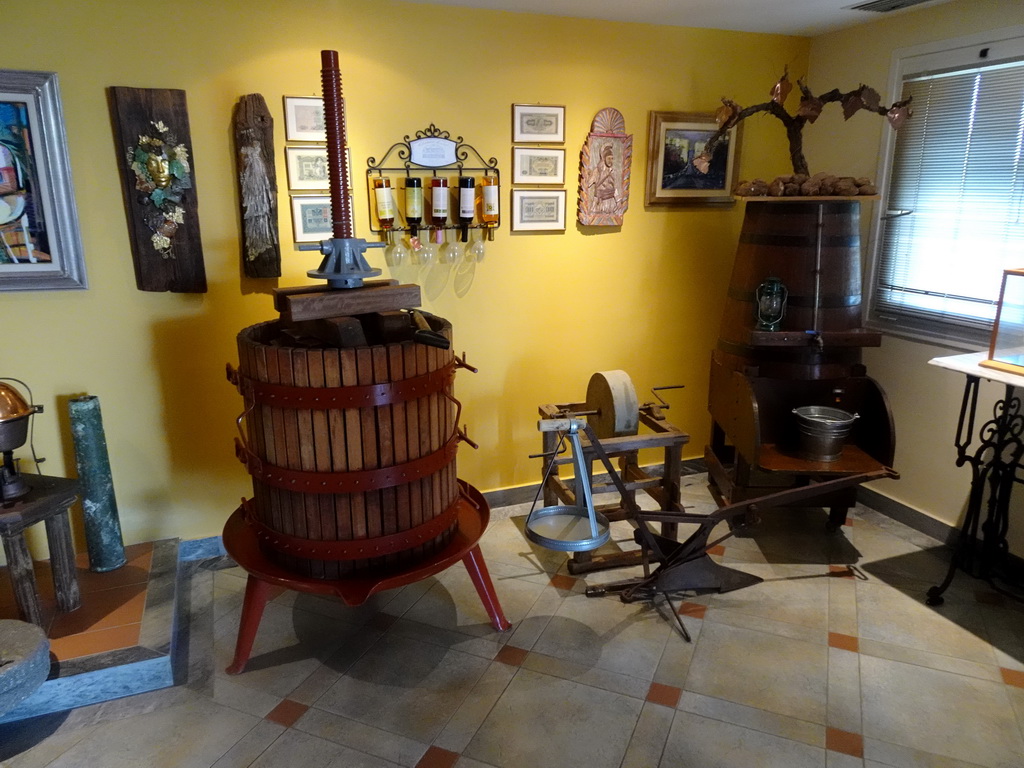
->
236;362;454;409
241;494;461;560
238;436;459;493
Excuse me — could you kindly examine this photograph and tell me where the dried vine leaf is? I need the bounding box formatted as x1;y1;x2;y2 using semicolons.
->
842;91;863;120
860;85;881;111
716;99;740;129
887;101;912;129
770;70;792;105
797;94;823;123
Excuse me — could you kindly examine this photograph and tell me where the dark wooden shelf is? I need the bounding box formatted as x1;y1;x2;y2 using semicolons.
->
757;443;885;475
746;329;882;348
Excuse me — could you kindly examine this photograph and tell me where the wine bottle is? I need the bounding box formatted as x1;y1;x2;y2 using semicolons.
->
405;177;423;238
430;177;449;244
480;175;499;227
373;177;395;229
458;176;475;242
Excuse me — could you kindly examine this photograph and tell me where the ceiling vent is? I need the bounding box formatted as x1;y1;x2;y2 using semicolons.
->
847;0;935;12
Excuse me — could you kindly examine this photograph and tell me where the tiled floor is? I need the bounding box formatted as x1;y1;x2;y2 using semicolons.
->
2;474;1024;768
0;541;180;665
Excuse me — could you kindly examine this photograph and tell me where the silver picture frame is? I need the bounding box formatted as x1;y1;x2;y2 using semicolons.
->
511;189;566;231
285;145;330;191
0;70;86;291
283;96;327;142
512;104;565;144
512;147;565;185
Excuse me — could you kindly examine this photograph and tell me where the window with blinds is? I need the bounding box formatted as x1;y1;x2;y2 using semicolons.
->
869;33;1024;346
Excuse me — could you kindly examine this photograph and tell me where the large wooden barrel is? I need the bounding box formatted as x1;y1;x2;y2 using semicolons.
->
232;317;460;579
714;199;866;379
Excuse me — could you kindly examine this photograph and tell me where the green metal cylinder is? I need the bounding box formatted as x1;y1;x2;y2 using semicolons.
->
68;395;126;572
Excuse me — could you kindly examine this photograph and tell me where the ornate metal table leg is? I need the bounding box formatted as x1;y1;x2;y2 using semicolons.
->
927;379;1024;605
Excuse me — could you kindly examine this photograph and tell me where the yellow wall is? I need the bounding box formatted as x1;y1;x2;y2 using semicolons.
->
805;0;1024;549
3;0;808;547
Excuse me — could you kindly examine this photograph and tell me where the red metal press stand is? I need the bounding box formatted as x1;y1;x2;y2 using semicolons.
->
222;481;510;675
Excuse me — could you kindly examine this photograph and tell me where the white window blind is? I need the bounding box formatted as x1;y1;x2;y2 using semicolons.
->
872;48;1024;344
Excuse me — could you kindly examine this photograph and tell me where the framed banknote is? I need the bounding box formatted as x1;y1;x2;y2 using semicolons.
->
512;147;565;185
511;104;564;144
510;189;565;231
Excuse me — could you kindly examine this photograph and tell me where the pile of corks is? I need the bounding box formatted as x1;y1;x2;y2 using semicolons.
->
733;173;877;197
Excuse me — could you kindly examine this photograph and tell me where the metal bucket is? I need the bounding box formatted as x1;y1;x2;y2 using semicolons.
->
792;406;858;462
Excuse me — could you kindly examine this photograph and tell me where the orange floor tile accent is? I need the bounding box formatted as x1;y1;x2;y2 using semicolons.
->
0;594;56;625
495;645;529;667
1001;668;1024;688
829;565;856;579
55;542;156;594
646;681;682;708
48;622;142;661
0;542;159;659
415;746;460;768
829;632;859;652
678;601;707;619
48;582;147;638
549;574;577;590
826;727;864;757
707;545;726;556
265;699;309;727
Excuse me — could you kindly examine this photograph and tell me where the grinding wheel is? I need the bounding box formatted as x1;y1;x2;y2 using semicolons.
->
586;370;639;439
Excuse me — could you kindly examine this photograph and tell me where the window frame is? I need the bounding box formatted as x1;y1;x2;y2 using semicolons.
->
865;25;1024;349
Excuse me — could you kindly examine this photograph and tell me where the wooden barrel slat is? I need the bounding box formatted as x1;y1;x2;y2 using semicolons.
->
356;348;380;564
417;344;431;561
304;350;327;579
373;346;397;569
338;347;366;571
243;341;268;570
404;343;423;561
236;318;459;578
389;344;411;548
285;347;311;575
322;350;350;578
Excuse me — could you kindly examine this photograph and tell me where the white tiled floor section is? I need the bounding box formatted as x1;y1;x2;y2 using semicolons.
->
3;474;1024;768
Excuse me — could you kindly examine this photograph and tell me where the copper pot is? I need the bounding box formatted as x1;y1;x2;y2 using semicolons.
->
0;382;37;453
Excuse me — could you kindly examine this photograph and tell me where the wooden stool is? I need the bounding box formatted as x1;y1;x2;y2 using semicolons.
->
0;475;81;626
222;481;510;675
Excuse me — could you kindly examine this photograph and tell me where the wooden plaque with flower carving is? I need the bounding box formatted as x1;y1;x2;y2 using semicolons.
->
109;87;206;292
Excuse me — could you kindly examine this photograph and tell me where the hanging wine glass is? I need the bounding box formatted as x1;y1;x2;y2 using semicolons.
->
419;230;439;265
440;228;462;264
383;231;409;267
467;228;486;263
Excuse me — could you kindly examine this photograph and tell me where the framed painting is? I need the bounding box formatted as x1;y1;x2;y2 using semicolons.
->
290;194;332;242
0;70;86;291
512;104;564;143
645;111;740;206
511;189;565;231
285;145;329;190
283;96;326;142
512;147;565;185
